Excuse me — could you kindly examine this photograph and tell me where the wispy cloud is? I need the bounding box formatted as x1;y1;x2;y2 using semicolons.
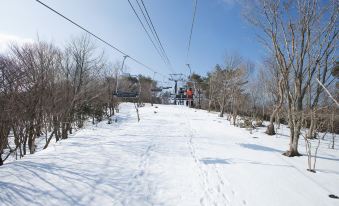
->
0;33;34;52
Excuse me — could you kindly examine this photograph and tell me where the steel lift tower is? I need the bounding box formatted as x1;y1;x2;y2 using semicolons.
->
169;73;185;105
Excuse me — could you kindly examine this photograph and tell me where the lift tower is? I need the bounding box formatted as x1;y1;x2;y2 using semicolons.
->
169;73;185;105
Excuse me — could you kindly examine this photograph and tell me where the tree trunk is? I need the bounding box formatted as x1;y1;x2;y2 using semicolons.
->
266;124;276;135
283;113;302;157
266;79;284;135
134;102;140;122
53;116;60;142
43;131;55;149
61;122;68;139
275;113;280;129
219;96;226;117
284;130;302;157
266;111;277;135
27;124;34;154
23;132;27;156
66;122;71;136
232;113;237;125
219;106;224;117
306;112;317;139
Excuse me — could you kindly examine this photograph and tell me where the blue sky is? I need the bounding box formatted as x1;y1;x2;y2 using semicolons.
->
0;0;264;81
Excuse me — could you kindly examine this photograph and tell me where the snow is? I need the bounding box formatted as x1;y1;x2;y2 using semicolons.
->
1;103;338;206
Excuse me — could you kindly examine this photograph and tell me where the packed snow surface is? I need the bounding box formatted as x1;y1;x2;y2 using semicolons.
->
1;103;338;206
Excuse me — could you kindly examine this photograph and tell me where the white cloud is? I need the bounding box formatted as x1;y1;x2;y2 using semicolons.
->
0;33;34;52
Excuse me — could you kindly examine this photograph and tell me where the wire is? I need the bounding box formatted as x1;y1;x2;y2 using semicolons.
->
34;0;162;75
139;0;173;70
186;0;198;63
127;0;170;70
135;0;157;47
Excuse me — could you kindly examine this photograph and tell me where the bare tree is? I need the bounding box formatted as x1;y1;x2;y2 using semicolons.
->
208;54;248;118
0;34;117;165
302;114;329;172
246;0;338;156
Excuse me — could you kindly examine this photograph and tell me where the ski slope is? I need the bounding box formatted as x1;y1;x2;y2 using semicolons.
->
1;103;338;206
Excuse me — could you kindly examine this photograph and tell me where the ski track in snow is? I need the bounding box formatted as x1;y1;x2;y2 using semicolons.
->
185;112;226;206
1;103;339;206
184;110;244;206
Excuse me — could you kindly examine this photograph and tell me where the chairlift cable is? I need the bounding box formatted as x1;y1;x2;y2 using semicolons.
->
139;0;173;71
186;0;198;63
127;0;171;71
34;0;165;76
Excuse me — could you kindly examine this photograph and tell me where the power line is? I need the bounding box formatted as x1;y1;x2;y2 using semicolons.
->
34;0;162;76
127;0;170;71
186;0;198;63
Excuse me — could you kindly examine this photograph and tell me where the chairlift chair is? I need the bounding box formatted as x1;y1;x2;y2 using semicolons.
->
113;72;140;98
113;91;139;98
151;88;163;92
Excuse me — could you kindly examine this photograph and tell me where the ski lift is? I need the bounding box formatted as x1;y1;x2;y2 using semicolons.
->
113;91;139;98
151;87;163;92
150;77;162;92
113;73;140;98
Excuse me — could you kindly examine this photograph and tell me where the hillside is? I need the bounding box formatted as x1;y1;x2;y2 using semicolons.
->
1;103;338;206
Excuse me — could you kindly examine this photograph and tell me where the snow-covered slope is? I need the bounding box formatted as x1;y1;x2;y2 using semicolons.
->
1;103;338;206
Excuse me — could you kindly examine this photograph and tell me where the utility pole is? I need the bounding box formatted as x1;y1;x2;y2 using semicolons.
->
169;73;184;105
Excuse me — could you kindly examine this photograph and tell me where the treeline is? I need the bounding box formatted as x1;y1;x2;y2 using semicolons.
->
189;0;338;158
0;35;157;165
192;54;338;131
